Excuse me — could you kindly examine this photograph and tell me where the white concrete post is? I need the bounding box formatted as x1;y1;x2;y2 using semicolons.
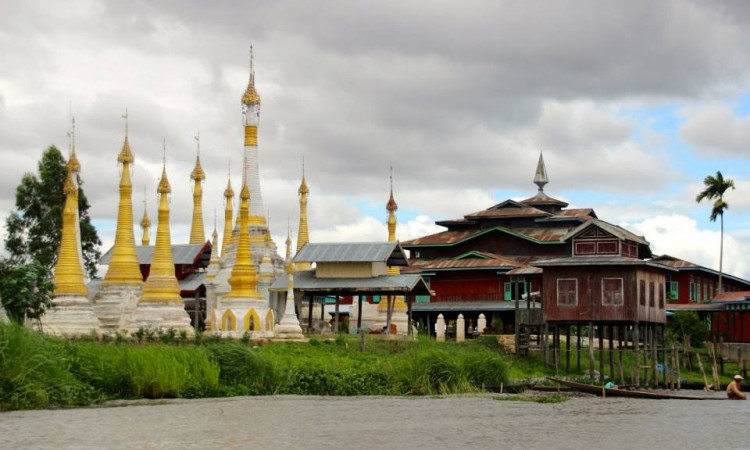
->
477;313;487;335
436;314;445;342
457;314;465;342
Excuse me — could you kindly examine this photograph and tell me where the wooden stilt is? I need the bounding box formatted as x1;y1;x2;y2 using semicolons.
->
608;325;614;380
588;322;595;383
618;325;625;385
577;325;582;372
598;326;604;382
565;325;571;373
634;323;640;387
651;325;658;388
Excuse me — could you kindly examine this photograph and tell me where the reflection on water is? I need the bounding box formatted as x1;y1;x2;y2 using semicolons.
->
0;394;748;450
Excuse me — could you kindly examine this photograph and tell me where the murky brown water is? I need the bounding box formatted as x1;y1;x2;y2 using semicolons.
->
1;394;748;449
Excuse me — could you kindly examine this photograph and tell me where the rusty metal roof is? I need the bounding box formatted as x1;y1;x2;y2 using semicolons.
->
649;254;701;268
464;200;551;220
562;219;649;245
403;226;569;247
533;255;676;271
712;291;750;303
519;191;569;207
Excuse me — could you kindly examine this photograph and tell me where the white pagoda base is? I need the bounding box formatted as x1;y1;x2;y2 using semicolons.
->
92;283;142;332
127;302;194;334
214;296;274;338
43;295;101;336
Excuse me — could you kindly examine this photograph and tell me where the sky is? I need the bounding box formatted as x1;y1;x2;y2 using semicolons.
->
2;0;750;279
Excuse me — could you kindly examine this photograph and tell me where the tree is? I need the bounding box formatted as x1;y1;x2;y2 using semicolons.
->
696;170;735;294
0;260;55;325
4;146;101;279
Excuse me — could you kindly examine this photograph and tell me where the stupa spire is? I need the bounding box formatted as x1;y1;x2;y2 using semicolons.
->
140;186;151;246
386;167;399;276
241;46;267;238
224;180;263;300
205;209;221;280
65;115;85;279
103;109;142;285
189;131;206;244
53;166;87;295
221;163;234;257
140;142;181;302
296;158;311;270
533;151;548;193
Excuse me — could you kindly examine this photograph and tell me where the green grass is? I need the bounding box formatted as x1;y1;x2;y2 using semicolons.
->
1;323;742;411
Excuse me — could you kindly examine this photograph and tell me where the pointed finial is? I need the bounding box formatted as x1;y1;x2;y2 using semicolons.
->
533;151;548;193
162;138;166;168
122;108;129;135
195;131;200;156
387;166;398;212
241;45;261;105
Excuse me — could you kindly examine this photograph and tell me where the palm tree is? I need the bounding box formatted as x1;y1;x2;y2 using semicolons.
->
696;171;735;294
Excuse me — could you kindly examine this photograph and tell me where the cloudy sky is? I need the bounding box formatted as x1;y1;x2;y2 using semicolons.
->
2;0;750;279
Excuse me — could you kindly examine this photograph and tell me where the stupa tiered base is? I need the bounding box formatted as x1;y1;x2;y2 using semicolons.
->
43;295;101;336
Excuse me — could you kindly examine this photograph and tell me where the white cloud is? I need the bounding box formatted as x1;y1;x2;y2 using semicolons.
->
679;105;750;157
626;214;750;280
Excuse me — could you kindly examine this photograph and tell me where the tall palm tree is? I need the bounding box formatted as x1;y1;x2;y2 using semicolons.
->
696;171;735;294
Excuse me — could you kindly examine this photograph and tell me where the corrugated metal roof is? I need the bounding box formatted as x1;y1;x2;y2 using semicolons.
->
100;243;212;266
519;192;569;207
533;255;676;271
464;200;551;220
712;291;750;303
179;271;207;293
562;219;649;245
403;226;569;247
294;242;408;265
412;300;534;312
269;269;430;295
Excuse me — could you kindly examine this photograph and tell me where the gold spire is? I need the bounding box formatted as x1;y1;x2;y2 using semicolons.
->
295;159;311;270
53;169;87;295
140;187;151;246
221;168;234;257
205;210;220;280
103;110;143;285
285;226;295;277
140;147;182;302
224;181;263;300
66;116;81;174
189;132;206;244
387;167;399;276
241;46;261;106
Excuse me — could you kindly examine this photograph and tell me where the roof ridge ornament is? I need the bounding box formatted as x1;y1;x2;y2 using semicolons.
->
533;151;548;193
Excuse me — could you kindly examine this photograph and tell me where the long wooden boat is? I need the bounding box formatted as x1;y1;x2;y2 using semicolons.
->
547;377;726;400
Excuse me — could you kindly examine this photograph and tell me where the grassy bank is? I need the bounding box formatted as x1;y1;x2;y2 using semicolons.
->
0;323;513;411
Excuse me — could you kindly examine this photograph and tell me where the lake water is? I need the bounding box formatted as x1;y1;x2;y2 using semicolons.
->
1;394;749;449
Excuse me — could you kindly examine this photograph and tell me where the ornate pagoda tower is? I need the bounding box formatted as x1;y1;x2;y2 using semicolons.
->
129;151;193;333
205;211;221;281
94;112;144;331
295;162;311;270
273;228;304;339
206;49;284;328
213;181;274;336
375;169;409;334
189;133;206;244
45;121;100;336
221;172;234;258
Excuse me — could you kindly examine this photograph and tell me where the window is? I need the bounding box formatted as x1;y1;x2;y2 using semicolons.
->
703;283;708;301
689;275;697;302
557;279;578;305
597;241;618;254
640;280;646;306
602;278;623;305
504;280;529;301
574;242;596;255
649;282;655;307
667;280;678;301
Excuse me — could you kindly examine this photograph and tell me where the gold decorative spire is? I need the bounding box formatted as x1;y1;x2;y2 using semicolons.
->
189;132;206;244
241;46;261;106
224;181;263;300
66;116;81;174
205;209;220;280
53;169;87;295
140;144;181;302
221;166;234;257
387;167;399;276
295;159;311;270
103;110;142;285
140;186;151;246
285;226;295;276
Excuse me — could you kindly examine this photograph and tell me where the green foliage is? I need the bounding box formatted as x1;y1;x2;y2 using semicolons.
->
70;342;220;399
0;322;97;410
4;145;101;279
0;260;55;324
668;310;708;347
205;343;282;395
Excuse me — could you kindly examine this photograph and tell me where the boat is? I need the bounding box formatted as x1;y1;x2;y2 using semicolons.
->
547;377;726;400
